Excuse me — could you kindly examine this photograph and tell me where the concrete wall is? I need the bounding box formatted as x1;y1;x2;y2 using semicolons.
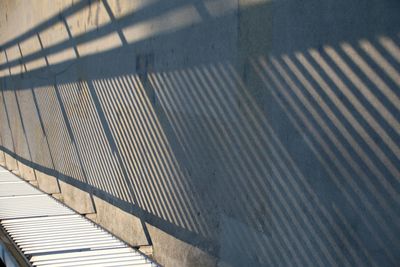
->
0;0;399;266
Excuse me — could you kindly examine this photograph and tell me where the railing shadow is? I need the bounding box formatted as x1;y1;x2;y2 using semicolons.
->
0;0;399;266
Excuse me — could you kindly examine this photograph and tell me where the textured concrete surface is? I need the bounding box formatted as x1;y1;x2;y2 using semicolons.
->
0;0;399;266
147;222;218;267
90;195;149;246
58;180;96;215
35;169;60;194
16;161;36;181
3;154;17;171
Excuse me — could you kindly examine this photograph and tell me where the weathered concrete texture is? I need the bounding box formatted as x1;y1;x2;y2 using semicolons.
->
0;151;5;165
147;223;218;267
35;169;60;194
3;154;17;172
58;180;95;215
90;196;149;246
15;161;36;181
0;0;399;266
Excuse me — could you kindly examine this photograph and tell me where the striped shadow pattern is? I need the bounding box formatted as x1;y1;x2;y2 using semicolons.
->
0;166;159;267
